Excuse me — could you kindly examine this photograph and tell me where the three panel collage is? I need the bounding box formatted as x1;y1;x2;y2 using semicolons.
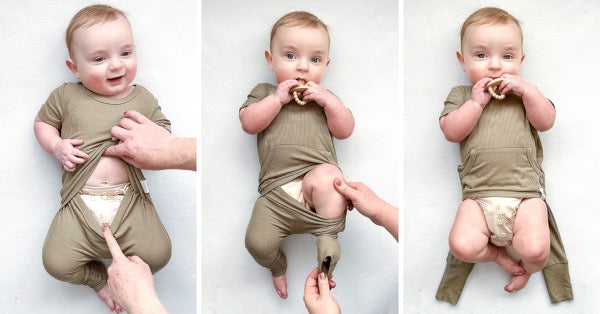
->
1;0;596;313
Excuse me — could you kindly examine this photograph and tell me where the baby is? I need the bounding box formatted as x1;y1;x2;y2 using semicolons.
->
240;11;354;299
440;7;554;293
34;5;171;311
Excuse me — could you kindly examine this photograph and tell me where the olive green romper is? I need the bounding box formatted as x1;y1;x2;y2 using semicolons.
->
242;83;346;277
38;83;172;292
436;86;572;303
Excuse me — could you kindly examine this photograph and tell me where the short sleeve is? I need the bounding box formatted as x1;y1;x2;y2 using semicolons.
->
38;84;66;129
240;83;274;110
146;100;171;132
440;86;470;118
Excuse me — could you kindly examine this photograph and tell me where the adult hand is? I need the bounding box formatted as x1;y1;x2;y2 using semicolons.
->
104;111;196;171
334;179;398;240
103;225;167;314
303;268;341;314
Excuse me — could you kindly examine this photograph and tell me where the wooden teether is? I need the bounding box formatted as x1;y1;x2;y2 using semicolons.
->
485;77;505;100
290;78;309;105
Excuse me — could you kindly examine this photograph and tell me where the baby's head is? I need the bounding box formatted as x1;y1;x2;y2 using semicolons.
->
266;11;331;84
65;5;137;99
457;7;524;84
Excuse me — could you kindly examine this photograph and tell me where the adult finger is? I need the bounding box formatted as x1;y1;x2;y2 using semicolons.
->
333;179;357;200
123;110;153;125
103;225;127;261
110;125;131;141
317;272;332;297
118;116;140;130
103;143;127;158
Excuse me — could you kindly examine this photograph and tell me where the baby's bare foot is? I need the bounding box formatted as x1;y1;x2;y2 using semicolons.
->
97;284;121;313
504;272;531;292
272;274;288;299
495;248;525;275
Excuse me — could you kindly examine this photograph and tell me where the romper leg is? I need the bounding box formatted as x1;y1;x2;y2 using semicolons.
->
315;235;341;276
245;196;290;276
115;200;172;273
42;209;108;292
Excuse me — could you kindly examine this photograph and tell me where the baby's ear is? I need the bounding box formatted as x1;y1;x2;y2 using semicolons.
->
264;50;273;70
65;59;79;78
456;51;466;71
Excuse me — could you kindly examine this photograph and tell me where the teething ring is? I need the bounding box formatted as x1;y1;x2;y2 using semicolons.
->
485;77;505;100
290;78;308;105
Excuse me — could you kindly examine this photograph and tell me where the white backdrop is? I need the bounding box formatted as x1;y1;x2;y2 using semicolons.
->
0;1;197;312
202;0;399;313
405;1;597;313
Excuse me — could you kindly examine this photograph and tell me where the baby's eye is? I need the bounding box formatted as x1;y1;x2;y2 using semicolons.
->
310;56;321;64
475;53;486;59
503;54;514;60
93;56;106;63
121;51;132;57
286;53;296;60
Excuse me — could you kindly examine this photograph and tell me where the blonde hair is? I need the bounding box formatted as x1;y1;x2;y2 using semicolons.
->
66;4;129;57
460;7;522;48
270;11;330;50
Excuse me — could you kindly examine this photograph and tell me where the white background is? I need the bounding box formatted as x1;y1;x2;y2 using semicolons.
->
0;1;197;312
405;1;597;313
202;0;399;313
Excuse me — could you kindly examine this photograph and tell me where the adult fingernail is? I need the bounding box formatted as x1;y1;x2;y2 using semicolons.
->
319;272;326;280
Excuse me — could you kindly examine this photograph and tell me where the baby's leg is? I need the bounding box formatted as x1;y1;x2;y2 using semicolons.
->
448;199;524;275
43;215;108;291
245;197;291;298
505;198;550;292
302;164;346;220
43;212;120;310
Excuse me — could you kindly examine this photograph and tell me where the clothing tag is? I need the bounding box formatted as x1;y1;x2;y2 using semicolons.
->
140;180;150;194
539;187;546;200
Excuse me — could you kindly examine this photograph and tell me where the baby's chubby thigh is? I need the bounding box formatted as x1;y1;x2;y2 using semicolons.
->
302;163;346;220
448;199;491;261
512;198;550;271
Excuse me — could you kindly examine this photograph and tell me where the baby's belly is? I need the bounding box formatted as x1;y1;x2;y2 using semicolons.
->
85;156;129;186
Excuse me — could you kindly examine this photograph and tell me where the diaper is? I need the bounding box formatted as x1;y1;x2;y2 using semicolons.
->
280;177;309;208
475;197;521;247
79;183;130;226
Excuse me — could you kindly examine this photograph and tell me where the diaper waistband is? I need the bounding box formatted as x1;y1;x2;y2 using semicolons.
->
79;183;130;200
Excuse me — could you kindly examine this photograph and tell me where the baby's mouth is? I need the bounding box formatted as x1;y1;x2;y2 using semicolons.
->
107;75;124;83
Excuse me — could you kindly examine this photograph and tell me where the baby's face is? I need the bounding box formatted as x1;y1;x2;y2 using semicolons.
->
67;16;137;99
266;25;330;84
458;22;524;84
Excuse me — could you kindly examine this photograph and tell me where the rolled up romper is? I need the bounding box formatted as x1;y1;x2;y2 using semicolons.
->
242;83;346;277
39;83;172;292
436;86;572;304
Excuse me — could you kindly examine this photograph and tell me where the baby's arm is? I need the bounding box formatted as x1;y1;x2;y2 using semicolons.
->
440;78;492;142
302;82;354;139
497;74;555;131
34;115;89;172
239;80;298;134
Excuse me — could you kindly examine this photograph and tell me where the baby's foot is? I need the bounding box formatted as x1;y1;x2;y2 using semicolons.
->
272;274;288;299
97;284;122;313
495;248;525;276
504;272;531;292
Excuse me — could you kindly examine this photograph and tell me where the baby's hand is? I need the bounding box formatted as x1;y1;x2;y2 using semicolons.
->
52;138;89;172
496;74;531;98
302;82;336;108
274;79;298;105
471;77;493;107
